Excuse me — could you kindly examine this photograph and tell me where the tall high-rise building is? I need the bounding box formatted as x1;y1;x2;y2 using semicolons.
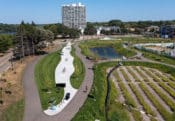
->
62;3;86;30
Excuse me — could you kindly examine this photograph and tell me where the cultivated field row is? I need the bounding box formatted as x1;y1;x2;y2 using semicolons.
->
111;66;175;121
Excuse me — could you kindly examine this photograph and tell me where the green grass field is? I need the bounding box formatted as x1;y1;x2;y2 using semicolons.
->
0;99;24;121
35;51;64;110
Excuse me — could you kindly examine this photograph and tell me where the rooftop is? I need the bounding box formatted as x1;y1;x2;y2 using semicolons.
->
62;2;85;7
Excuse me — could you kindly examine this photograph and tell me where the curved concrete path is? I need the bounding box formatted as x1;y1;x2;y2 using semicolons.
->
23;43;94;121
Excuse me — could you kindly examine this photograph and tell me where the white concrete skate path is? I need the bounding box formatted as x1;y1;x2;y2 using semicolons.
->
44;42;77;116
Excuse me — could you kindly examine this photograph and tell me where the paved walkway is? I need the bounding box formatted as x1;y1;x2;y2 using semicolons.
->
23;43;94;121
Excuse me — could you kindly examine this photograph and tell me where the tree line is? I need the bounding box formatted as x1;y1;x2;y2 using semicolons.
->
43;23;80;38
0;23;17;34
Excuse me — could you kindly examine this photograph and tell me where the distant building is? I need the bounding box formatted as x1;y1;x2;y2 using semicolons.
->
160;25;175;38
96;26;121;35
62;3;86;31
144;26;160;38
146;26;160;32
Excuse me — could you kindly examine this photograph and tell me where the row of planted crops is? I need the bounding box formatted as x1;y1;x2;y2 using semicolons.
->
112;66;175;121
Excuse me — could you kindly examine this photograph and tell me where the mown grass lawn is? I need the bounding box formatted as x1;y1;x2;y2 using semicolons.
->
70;47;85;89
0;99;24;121
35;51;64;110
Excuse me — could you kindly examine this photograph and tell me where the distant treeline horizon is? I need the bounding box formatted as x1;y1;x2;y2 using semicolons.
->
1;19;175;34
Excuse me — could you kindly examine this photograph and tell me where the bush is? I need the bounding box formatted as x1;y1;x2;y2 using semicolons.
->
70;47;85;89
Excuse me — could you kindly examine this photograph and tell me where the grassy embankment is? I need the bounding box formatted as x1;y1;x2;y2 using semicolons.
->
120;37;175;65
137;49;175;65
124;37;175;65
70;47;85;89
121;37;175;44
35;51;64;110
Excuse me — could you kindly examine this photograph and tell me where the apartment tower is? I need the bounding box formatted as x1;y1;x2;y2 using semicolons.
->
62;3;86;30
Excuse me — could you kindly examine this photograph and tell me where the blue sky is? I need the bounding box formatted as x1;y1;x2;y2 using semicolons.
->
0;0;175;24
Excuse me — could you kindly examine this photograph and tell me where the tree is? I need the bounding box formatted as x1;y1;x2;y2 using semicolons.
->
84;23;97;35
44;24;58;38
68;28;80;38
0;34;13;53
108;20;122;26
14;21;54;58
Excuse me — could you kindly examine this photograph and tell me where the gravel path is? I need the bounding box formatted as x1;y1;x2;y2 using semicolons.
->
23;42;94;121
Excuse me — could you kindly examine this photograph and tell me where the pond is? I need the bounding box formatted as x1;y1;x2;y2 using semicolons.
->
90;47;122;59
